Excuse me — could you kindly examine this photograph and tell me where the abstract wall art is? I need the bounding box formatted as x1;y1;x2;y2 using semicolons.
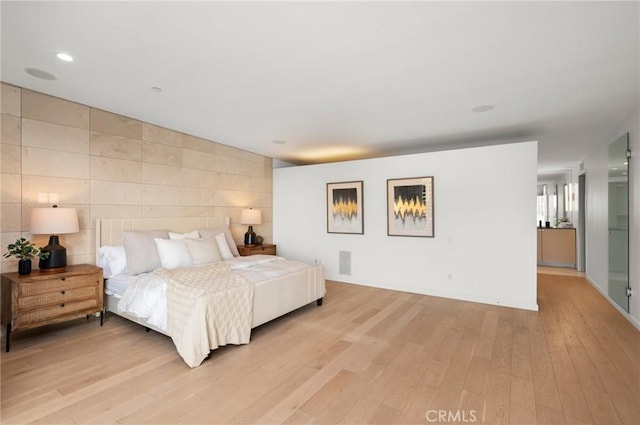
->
327;181;364;234
387;176;434;237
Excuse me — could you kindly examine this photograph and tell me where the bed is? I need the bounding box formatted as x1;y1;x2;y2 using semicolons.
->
95;217;325;367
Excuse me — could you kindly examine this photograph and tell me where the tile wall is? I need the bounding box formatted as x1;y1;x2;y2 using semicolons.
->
0;83;273;272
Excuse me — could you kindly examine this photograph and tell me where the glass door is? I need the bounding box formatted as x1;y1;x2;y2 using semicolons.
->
608;133;630;312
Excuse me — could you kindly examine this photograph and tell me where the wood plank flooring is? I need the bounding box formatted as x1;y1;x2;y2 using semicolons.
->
1;273;638;424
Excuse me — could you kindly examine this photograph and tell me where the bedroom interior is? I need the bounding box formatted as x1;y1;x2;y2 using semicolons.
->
1;1;639;424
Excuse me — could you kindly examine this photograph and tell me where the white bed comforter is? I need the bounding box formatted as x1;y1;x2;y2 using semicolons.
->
116;255;309;366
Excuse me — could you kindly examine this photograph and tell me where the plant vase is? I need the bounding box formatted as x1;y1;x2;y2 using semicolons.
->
18;259;32;275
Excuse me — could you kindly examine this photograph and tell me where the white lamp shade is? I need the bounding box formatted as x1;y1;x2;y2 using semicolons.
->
240;208;262;225
30;208;79;235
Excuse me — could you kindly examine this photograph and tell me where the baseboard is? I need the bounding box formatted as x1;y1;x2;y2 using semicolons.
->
585;274;640;330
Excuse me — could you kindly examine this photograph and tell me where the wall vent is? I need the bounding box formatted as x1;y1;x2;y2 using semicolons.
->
339;251;351;276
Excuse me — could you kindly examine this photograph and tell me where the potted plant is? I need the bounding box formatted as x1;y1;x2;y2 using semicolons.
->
3;238;49;275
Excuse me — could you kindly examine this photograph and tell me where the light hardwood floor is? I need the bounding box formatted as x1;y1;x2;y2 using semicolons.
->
1;273;638;424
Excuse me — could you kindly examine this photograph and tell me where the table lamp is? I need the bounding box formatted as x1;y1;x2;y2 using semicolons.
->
240;208;262;245
30;206;79;271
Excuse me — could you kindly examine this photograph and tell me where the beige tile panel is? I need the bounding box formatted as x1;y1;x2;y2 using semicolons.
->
1;258;19;274
142;184;183;206
60;229;92;257
91;205;142;221
0;83;21;117
212;173;253;192
182;149;217;172
1;114;21;145
213;156;264;178
74;205;91;230
142;141;182;167
22;175;90;204
90;132;142;161
142;162;182;186
68;253;95;267
249;192;273;209
2;144;21;174
249;176;273;194
91;181;142;205
91;156;141;183
142;123;182;147
215;143;265;164
22;118;90;154
22;89;90;129
142;205;189;219
182;134;217;154
181;168;216;188
1;173;21;202
179;206;217;217
1;202;21;232
262;162;274;179
22;147;90;179
1;231;22;258
1;230;21;249
213;189;251;207
181;187;215;206
90;108;142;139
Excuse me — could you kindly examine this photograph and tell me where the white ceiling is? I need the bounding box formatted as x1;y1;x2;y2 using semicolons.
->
2;1;638;170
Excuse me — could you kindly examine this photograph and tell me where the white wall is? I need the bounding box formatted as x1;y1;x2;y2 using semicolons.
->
274;141;539;311
583;109;639;328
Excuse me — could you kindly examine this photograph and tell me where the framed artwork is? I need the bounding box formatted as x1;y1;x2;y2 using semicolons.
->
327;181;364;234
387;176;434;237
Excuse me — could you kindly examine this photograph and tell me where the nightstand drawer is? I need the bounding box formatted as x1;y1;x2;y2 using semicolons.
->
18;274;99;297
18;286;97;309
18;298;99;325
238;244;276;256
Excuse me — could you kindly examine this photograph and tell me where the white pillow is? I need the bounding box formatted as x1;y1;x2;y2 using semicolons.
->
184;237;223;265
198;226;240;257
98;245;127;278
168;230;200;240
154;238;192;270
214;233;234;260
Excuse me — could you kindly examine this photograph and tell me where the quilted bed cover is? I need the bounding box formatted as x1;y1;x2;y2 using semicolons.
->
156;262;254;367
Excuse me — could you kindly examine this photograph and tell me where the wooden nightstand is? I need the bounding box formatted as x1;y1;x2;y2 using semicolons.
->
1;264;104;352
238;244;276;256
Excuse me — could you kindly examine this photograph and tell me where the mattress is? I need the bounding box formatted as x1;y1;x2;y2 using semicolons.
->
113;255;313;333
105;273;141;297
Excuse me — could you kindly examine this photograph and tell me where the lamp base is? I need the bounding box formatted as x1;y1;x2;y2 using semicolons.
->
244;225;257;246
39;235;67;271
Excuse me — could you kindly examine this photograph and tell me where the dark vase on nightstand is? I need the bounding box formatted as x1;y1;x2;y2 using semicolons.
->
18;259;32;275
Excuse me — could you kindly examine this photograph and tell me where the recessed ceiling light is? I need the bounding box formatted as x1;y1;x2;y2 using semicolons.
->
624;162;628;165
25;67;56;80
151;86;162;93
56;52;73;62
272;140;286;145
612;167;619;170
472;104;495;113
